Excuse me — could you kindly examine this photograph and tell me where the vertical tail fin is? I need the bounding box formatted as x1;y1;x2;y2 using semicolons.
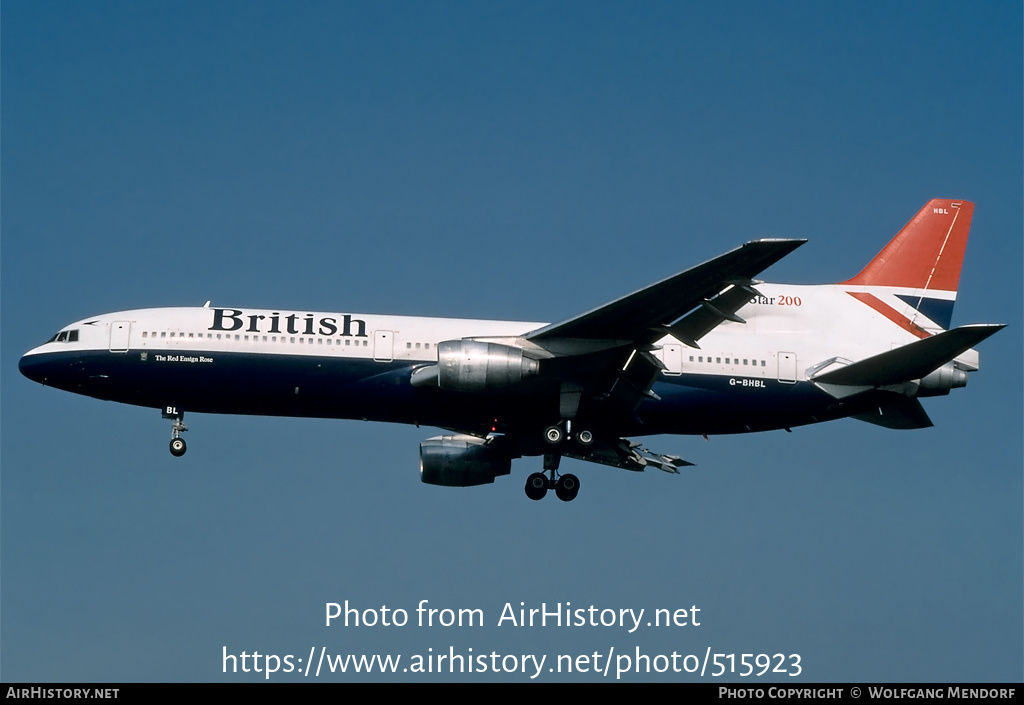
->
842;199;974;330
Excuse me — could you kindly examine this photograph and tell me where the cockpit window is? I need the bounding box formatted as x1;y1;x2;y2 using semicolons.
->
49;330;79;344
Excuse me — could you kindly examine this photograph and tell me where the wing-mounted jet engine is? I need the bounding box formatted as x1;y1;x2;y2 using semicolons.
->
419;434;517;487
410;340;540;392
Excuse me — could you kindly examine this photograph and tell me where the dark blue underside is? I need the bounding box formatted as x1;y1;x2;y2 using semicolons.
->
20;349;864;437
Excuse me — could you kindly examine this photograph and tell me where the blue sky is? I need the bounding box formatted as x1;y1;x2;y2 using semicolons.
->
3;1;1021;682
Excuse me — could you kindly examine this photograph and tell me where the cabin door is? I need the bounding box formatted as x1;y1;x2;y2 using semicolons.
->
109;321;131;352
777;352;797;383
373;330;394;362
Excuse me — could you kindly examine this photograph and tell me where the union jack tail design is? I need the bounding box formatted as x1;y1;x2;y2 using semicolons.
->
842;199;974;333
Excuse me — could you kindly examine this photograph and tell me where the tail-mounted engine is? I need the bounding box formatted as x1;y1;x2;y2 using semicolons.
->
410;340;539;392
916;362;968;397
419;435;513;487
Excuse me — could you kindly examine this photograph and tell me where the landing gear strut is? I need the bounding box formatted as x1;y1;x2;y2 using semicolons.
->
162;406;188;457
523;453;580;502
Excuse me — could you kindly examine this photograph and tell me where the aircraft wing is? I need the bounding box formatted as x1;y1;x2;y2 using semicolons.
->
525;239;805;346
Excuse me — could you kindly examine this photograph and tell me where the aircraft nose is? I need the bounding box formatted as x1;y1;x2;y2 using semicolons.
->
19;350;48;384
19;348;60;385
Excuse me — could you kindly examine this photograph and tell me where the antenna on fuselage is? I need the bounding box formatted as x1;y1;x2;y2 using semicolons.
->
203;301;211;308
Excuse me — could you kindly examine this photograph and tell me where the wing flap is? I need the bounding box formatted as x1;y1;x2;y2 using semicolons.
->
664;282;759;348
561;438;695;473
602;349;664;411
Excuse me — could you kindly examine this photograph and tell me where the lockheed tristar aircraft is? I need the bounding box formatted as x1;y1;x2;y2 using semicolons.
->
20;199;1003;502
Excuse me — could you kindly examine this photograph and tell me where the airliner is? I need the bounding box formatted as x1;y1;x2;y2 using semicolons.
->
19;199;1003;502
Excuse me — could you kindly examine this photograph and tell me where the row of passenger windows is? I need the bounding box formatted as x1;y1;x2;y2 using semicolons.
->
137;329;444;352
690;355;767;367
139;330;442;351
141;331;371;346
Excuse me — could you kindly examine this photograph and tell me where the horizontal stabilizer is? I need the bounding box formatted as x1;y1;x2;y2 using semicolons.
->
813;324;1004;387
851;394;934;430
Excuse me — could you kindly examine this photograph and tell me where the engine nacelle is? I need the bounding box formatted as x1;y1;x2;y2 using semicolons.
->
436;340;539;392
419;435;512;487
917;362;968;397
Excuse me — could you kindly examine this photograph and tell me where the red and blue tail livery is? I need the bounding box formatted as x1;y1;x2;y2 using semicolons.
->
843;199;973;331
20;200;1003;502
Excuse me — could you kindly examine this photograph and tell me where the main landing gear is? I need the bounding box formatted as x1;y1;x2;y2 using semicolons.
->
543;420;595;448
527;419;593;501
162;406;188;457
524;453;580;502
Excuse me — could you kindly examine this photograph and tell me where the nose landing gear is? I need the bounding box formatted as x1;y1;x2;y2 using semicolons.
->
162;406;188;457
170;436;187;457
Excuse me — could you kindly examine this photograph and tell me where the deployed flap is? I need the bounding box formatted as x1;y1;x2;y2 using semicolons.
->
561;438;695;473
813;324;1004;387
851;394;934;429
526;239;804;344
666;282;759;348
603;349;664;412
